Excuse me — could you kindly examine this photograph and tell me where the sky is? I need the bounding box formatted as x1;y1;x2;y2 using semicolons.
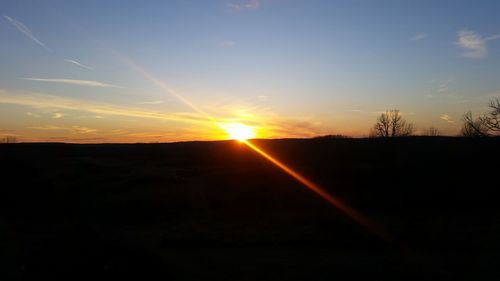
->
1;0;500;142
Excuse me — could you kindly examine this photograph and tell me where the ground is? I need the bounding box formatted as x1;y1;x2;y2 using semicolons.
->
1;137;499;280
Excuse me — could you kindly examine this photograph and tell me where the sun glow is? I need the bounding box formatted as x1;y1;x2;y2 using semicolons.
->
222;123;256;141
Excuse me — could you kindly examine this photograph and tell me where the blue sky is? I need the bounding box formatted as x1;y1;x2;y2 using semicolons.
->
1;0;500;142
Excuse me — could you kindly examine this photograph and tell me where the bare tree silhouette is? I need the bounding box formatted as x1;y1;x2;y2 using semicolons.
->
461;99;500;137
460;112;488;137
481;99;500;134
370;109;414;137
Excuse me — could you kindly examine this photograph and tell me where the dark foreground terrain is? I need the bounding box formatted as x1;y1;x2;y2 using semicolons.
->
1;137;500;280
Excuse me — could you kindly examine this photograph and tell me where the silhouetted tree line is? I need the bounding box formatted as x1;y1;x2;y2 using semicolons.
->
313;134;351;139
367;99;499;138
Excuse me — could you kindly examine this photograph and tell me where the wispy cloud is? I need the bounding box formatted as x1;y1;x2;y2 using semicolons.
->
440;114;454;123
0;89;208;124
1;89;327;140
227;0;261;12
26;111;65;119
220;41;236;48
23;78;120;88
29;125;66;131
411;32;427;41
52;112;64;119
455;30;500;59
139;100;164;105
455;29;487;59
71;126;97;134
64;59;93;70
30;125;97;134
4;15;51;52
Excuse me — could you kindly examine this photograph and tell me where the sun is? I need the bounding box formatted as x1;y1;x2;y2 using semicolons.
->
222;123;256;141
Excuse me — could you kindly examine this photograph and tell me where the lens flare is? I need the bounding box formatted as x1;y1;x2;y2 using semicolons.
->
222;123;255;141
242;140;390;240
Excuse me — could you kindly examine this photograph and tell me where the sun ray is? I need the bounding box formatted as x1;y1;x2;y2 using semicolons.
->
242;140;390;240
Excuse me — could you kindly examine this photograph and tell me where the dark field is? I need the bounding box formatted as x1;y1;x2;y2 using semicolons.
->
1;137;500;280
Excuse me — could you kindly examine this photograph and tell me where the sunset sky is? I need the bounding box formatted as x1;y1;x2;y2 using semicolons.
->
1;0;500;142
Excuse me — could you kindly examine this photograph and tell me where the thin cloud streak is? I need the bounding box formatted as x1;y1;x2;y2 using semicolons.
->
64;59;93;70
23;78;120;88
30;125;97;134
4;15;51;52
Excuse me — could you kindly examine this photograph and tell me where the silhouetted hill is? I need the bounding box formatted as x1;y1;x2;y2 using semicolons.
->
1;137;499;280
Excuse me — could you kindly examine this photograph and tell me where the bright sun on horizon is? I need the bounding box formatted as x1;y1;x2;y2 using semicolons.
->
222;123;256;141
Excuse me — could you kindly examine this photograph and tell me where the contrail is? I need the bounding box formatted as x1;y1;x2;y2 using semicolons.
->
90;41;224;126
113;52;219;125
23;77;119;88
4;15;51;52
64;59;93;70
